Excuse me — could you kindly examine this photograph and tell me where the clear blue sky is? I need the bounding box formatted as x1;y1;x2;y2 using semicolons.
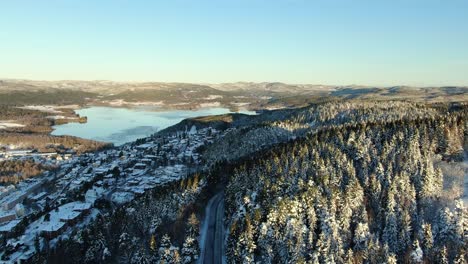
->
1;0;467;86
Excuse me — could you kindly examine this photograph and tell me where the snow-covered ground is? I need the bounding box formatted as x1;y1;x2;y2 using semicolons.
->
19;105;63;113
46;115;73;120
462;152;468;204
205;95;223;100
106;99;165;107
54;105;80;109
0;121;24;129
200;102;221;108
232;102;250;106
111;191;135;204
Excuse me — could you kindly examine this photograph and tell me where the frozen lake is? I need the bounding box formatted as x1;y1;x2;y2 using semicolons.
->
52;106;255;145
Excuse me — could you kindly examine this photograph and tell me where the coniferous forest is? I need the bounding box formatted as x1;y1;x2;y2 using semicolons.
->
225;109;466;263
31;101;466;264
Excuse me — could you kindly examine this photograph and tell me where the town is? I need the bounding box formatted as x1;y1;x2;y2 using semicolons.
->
0;125;221;263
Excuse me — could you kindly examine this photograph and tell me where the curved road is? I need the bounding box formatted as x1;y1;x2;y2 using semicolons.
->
199;193;225;264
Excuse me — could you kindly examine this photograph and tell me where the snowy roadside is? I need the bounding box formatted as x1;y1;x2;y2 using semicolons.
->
462;152;468;204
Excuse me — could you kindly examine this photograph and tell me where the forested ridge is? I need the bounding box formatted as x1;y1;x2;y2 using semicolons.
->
203;101;465;163
225;107;466;263
0;160;54;184
0;89;96;106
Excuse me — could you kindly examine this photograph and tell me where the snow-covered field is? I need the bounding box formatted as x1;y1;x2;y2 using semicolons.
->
200;102;221;108
19;105;63;113
205;95;223;100
18;104;80;113
46;115;75;120
232;102;250;106
0;121;25;130
265;106;285;110
106;99;165;107
54;104;80;109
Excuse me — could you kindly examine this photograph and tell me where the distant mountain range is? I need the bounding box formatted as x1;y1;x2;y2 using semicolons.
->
0;79;466;109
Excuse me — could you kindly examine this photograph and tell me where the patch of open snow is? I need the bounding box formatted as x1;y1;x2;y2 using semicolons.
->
205;95;223;100
107;100;165;107
200;102;221;108
232;102;250;106
54;104;80;109
46;115;73;120
107;99;125;106
111;191;134;204
129;101;164;106
0;121;25;129
189;125;197;134
19;105;63;113
265;106;285;110
171;102;190;106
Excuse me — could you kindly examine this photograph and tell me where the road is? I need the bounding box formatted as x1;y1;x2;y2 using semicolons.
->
199;192;225;264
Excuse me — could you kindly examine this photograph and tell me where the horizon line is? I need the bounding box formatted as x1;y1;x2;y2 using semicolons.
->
1;77;466;89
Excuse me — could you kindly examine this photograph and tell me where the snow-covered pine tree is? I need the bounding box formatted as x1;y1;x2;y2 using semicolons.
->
410;239;423;264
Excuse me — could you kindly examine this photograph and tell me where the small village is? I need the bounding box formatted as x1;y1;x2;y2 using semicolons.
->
0;126;221;263
0;150;73;164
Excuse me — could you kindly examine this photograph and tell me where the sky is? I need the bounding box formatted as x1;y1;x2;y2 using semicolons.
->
1;0;467;86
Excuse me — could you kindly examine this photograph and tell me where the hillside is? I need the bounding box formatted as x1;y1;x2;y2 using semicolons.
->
1;80;466;110
31;100;467;264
